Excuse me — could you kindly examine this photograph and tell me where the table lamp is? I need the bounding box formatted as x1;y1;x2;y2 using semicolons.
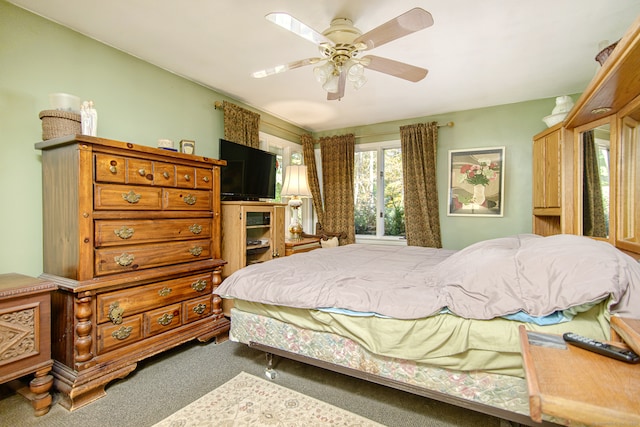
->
281;165;312;241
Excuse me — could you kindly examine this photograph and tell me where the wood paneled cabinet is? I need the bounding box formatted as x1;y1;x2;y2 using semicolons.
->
35;135;229;411
532;124;574;236
220;201;286;279
533;125;562;211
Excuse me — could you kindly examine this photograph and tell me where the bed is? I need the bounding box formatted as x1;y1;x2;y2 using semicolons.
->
214;234;640;426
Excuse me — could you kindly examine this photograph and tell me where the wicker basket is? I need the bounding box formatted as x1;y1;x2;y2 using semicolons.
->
39;109;81;140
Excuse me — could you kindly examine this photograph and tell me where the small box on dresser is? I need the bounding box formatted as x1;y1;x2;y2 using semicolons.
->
35;135;229;411
0;273;56;416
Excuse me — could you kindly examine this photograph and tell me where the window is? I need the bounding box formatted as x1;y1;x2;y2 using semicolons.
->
259;132;304;203
354;141;405;239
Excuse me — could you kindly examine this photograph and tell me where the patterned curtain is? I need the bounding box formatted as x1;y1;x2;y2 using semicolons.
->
400;122;442;247
222;101;260;148
302;134;325;227
319;134;356;244
582;130;607;237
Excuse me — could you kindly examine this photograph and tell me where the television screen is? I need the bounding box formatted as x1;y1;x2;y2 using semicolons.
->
219;139;277;201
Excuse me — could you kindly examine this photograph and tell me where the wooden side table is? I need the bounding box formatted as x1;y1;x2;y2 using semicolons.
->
285;237;321;256
519;325;640;426
0;273;56;416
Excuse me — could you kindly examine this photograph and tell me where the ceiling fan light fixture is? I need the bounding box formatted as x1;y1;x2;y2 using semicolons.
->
322;74;340;93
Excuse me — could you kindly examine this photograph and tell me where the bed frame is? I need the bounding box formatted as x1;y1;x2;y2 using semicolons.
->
251;342;561;427
228;306;564;426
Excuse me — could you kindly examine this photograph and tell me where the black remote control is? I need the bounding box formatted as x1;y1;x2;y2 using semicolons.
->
563;332;640;364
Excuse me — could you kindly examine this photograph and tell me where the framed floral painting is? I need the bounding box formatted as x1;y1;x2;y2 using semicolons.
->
447;147;505;217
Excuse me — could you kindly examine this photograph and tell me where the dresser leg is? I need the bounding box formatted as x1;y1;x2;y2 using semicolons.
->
29;366;54;416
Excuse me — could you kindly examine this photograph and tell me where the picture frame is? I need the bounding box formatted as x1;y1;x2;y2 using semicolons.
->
180;139;195;154
447;146;505;217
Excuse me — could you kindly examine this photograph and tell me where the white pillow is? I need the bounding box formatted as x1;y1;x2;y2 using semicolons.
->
320;237;339;248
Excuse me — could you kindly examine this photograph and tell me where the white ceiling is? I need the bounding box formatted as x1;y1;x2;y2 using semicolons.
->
9;1;640;132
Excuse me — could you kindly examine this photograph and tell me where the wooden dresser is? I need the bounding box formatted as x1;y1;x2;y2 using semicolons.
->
0;273;56;416
35;135;229;410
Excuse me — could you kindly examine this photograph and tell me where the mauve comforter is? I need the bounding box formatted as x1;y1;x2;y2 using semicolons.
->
215;234;640;320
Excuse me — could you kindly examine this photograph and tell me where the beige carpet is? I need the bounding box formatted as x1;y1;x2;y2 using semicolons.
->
153;371;385;426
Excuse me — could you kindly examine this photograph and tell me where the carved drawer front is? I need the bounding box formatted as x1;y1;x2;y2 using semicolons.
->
96;272;213;323
95;218;212;247
145;303;182;336
184;295;212;323
195;168;213;190
94;184;163;210
95;153;127;184
95;239;212;276
96;315;142;354
0;304;39;366
163;188;212;211
125;158;155;185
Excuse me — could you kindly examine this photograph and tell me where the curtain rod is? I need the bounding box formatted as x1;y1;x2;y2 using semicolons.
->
214;101;454;140
354;121;454;139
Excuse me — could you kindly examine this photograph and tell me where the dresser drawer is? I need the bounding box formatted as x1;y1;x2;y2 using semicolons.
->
163;188;212;210
95;218;212;247
145;303;182;336
96;272;213;323
94;184;163;210
195;168;213;190
95;153;127;184
184;295;212;323
96;315;143;354
94;239;211;276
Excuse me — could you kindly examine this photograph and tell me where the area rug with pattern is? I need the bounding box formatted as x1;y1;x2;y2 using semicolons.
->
153;371;384;426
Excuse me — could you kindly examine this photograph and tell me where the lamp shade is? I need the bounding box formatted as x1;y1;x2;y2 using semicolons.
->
281;165;312;198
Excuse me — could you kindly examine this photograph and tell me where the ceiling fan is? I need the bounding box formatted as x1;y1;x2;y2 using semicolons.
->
252;8;434;100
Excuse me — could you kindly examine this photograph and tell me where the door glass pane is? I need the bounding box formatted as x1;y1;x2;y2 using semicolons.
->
383;148;405;237
354;151;376;235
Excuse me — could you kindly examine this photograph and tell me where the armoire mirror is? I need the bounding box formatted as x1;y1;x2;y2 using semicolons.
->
618;107;640;253
577;119;612;240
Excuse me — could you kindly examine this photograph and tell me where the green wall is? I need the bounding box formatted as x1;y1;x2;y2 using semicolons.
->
0;1;303;277
0;1;569;278
315;98;568;249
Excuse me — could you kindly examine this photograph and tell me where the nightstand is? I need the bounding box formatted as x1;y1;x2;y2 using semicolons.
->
0;273;56;416
285;237;321;256
518;325;640;426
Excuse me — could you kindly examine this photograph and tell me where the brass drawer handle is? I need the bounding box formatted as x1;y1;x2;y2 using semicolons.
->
138;168;146;176
115;252;134;267
184;194;197;205
189;224;202;234
109;165;117;174
184;174;191;181
189;246;203;257
191;279;207;292
114;226;134;239
193;304;207;315
158;287;172;297
157;313;174;326
203;176;210;183
111;326;133;340
122;190;141;204
163;171;170;179
108;302;124;325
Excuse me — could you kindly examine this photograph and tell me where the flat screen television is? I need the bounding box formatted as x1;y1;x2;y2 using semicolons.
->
219;138;277;201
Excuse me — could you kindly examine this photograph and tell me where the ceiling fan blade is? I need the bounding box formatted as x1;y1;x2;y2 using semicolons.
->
354;8;433;50
266;13;333;46
361;55;428;82
252;58;323;78
327;70;346;101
